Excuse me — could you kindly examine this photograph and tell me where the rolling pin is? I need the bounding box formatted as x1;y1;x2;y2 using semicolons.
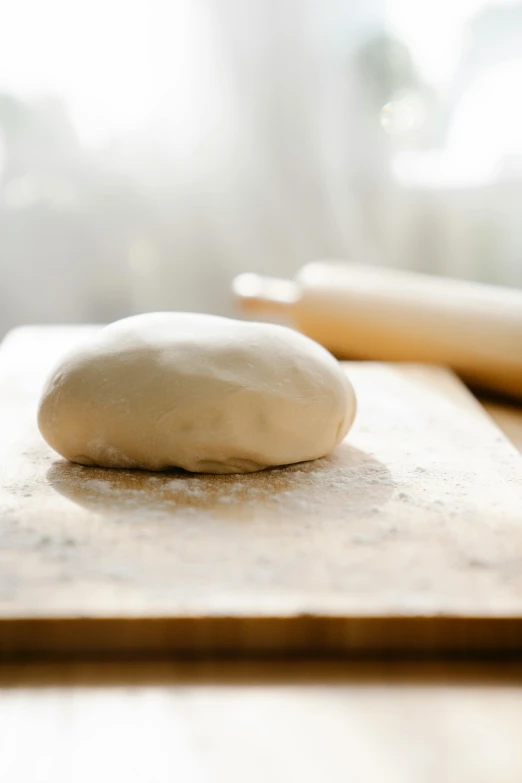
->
233;261;522;399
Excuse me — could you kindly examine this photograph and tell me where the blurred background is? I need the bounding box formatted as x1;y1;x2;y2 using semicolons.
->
1;0;522;339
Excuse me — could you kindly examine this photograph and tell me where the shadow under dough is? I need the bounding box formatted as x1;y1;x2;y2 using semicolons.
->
46;442;396;523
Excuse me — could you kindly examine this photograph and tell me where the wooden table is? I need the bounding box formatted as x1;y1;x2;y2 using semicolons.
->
2;333;522;781
1;658;522;783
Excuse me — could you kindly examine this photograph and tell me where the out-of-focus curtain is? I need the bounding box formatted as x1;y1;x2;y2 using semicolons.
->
1;0;522;338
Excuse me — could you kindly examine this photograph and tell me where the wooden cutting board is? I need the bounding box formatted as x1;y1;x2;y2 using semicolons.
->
1;326;522;657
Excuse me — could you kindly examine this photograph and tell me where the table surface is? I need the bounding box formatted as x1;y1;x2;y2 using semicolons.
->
2;359;522;781
1;658;522;783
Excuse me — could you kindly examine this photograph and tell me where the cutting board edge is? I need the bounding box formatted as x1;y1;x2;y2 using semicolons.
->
2;615;522;659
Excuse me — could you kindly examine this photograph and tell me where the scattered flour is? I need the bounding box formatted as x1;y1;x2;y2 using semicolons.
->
48;449;397;522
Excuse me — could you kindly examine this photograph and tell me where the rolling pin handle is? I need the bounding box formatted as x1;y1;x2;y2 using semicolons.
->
233;273;299;317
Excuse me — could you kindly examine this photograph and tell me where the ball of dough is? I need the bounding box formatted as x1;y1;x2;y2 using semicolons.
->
37;313;356;473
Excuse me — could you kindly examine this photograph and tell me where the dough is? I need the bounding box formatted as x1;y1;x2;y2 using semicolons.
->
37;313;356;473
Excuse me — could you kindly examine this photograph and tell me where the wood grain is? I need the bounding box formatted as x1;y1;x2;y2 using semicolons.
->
1;326;522;656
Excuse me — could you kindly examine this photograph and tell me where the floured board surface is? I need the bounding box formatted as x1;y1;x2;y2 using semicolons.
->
1;326;522;657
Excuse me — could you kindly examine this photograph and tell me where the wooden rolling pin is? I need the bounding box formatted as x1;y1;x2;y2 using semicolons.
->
233;261;522;399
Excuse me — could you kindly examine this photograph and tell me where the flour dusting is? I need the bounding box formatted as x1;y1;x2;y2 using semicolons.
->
48;446;395;523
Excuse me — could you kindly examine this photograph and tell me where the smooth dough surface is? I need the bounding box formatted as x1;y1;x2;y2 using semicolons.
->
38;313;356;473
